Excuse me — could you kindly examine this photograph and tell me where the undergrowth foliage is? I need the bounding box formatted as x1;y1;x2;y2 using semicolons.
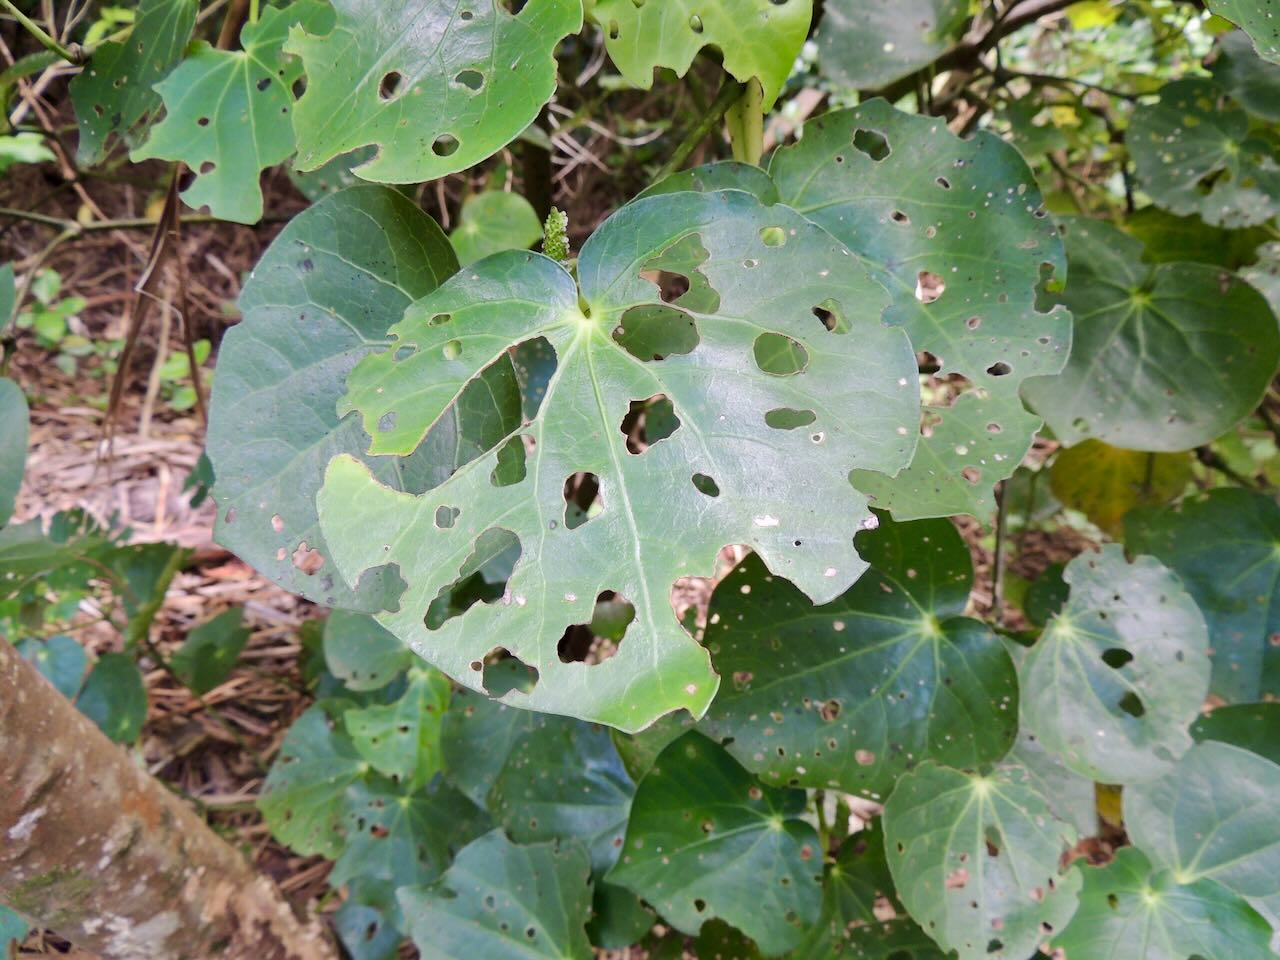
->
4;0;1280;958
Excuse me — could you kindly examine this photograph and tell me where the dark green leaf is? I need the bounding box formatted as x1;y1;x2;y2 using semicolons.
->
607;732;822;955
1212;30;1280;122
318;188;920;729
132;0;332;224
770;103;1070;519
1128;78;1280;227
207;185;520;612
638;161;780;204
817;0;969;90
1125;740;1280;898
1126;488;1280;702
111;542;189;647
322;610;410;692
1055;847;1274;960
76;653;147;744
17;635;87;700
258;700;367;857
1024;217;1280;451
70;0;197;164
1126;207;1272;270
1191;702;1280;765
701;516;1017;799
287;0;582;182
587;882;655;949
440;662;540;808
1208;1;1280;64
0;377;28;528
587;0;812;109
882;762;1082;960
399;829;594;960
171;608;250;694
334;883;402;960
1019;545;1209;783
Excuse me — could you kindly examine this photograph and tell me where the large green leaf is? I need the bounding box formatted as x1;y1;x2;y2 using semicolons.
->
700;515;1017;800
769;103;1071;519
440;663;540;808
399;829;594;960
607;733;822;955
1212;30;1280;122
1192;702;1280;765
70;0;197;164
1054;847;1275;960
330;775;491;890
207;185;521;612
1001;728;1098;839
450;191;544;267
1127;78;1280;228
1125;741;1280;899
343;665;450;783
258;700;367;857
1208;1;1280;64
817;0;969;90
1018;545;1209;784
286;0;582;182
1126;207;1272;270
1023;218;1280;451
0;377;28;527
131;1;332;224
489;713;635;874
882;762;1083;960
317;188;920;730
1126;489;1280;702
587;0;812;110
793;822;945;960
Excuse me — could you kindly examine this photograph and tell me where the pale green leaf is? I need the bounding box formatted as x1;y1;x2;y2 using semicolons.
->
817;0;970;90
451;192;543;266
323;610;410;692
1212;30;1280;122
343;666;450;783
1207;1;1280;63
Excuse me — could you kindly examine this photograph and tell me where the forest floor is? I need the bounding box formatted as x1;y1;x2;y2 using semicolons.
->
2;139;1093;959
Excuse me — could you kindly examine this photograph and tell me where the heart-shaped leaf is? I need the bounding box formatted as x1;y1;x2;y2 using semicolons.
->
322;611;411;692
769;102;1071;519
131;0;332;224
1208;1;1280;63
0;377;28;527
287;0;583;182
1018;545;1210;784
440;663;541;808
76;653;147;744
207;185;522;612
1054;847;1274;960
1125;741;1280;899
587;0;812;110
171;607;250;695
817;0;970;90
606;732;823;955
1127;78;1280;228
343;665;450;783
318;188;920;730
70;0;197;164
258;699;367;857
700;515;1017;800
883;762;1083;960
450;191;543;266
1023;218;1280;451
1048;440;1191;537
399;829;594;960
1125;489;1280;702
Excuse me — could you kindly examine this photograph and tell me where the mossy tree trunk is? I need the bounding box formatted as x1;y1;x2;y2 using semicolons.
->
0;639;337;960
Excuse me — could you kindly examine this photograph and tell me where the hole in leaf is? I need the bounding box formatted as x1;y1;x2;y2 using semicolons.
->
490;435;530;487
435;505;459;529
765;408;817;430
621;395;681;454
557;591;635;664
753;332;809;375
482;648;539;696
613;305;700;361
692;474;720;497
915;271;945;303
689;14;703;32
378;71;405;100
852;128;890;161
454;69;484;91
986;940;1003;954
432;134;460;157
563;472;601;529
197;116;210;127
812;299;849;334
890;210;910;225
986;361;1012;377
256;75;272;92
1101;648;1133;669
424;528;522;630
442;339;462;360
1118;692;1145;718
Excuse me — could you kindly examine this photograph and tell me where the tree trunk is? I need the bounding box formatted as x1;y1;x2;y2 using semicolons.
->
0;640;337;960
